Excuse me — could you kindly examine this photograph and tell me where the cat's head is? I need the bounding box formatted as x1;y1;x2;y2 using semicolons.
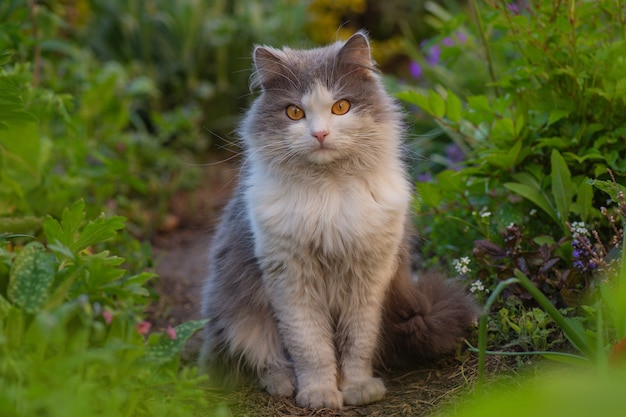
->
241;31;402;172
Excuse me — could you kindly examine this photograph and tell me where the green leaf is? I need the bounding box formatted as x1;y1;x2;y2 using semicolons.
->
0;51;12;66
550;149;573;224
504;176;559;224
429;90;446;118
43;200;125;254
446;89;462;122
548;109;570;125
72;214;126;253
589;179;626;202
416;182;442;209
0;294;11;319
575;178;593;222
8;242;56;314
144;319;208;364
396;90;431;112
43;200;86;249
0;216;43;234
483;140;522;170
514;270;593;358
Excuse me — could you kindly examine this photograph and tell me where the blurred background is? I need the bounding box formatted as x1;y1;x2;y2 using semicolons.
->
0;0;470;233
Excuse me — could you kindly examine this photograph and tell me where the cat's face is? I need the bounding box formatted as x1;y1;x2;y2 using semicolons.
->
241;32;401;171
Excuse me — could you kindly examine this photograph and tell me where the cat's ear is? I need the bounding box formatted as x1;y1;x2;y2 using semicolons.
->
251;46;286;91
338;31;374;70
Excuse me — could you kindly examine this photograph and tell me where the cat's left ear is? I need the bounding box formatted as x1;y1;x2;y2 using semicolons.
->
251;46;287;91
338;31;374;70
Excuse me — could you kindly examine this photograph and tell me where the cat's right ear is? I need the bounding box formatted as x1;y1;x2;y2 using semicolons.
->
250;46;286;91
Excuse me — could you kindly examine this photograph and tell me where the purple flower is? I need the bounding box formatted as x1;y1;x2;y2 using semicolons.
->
507;2;521;14
409;61;423;79
442;37;454;47
418;172;432;182
427;45;441;66
445;144;465;167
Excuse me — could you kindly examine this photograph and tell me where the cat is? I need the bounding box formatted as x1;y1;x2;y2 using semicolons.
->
198;31;479;409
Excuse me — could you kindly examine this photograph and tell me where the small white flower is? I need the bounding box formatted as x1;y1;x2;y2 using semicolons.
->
569;221;589;238
453;257;472;275
529;209;537;216
469;280;485;293
480;211;491;218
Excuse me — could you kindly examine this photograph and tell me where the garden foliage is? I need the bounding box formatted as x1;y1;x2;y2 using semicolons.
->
0;201;211;416
400;0;625;327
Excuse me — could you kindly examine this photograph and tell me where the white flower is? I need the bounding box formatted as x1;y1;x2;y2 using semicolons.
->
480;210;491;218
469;280;489;294
453;257;472;275
569;221;589;238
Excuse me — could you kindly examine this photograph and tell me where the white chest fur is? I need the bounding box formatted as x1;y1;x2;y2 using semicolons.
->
245;165;410;256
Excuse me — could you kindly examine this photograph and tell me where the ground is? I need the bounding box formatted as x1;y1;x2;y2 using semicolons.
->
147;156;506;416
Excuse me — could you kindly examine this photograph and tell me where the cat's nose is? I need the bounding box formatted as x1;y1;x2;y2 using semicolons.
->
312;130;329;144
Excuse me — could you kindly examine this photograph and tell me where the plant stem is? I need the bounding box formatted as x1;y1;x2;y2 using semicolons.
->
476;277;519;390
27;0;40;87
469;0;499;97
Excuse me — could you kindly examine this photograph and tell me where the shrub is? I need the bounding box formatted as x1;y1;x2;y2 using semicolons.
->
0;201;213;417
400;0;626;308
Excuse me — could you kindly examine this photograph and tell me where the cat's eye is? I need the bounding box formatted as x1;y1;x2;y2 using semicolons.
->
331;99;351;115
286;105;305;120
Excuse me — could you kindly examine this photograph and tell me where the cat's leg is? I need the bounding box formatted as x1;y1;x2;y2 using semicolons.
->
199;250;296;396
336;272;390;405
261;258;343;409
200;301;296;396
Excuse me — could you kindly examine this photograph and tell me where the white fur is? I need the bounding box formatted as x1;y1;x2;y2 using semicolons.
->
241;82;410;408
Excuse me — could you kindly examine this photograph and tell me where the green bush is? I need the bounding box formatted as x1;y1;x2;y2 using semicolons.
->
400;0;626;310
0;201;212;417
0;2;203;233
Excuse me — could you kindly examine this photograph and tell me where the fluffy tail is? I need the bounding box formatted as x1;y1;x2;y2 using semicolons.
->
379;269;480;368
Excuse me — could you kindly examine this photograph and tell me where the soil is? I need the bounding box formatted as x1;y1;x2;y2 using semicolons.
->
148;155;508;416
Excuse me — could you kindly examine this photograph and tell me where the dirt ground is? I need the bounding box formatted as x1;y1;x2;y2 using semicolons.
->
148;156;505;416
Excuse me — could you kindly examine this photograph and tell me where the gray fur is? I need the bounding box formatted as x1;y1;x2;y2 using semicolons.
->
199;31;478;409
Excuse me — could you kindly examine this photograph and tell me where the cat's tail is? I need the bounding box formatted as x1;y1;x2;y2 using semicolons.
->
379;269;480;367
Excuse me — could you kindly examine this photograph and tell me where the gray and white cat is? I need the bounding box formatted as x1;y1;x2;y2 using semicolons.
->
198;31;478;409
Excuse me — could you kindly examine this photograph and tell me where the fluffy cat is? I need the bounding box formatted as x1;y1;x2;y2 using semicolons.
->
198;31;478;409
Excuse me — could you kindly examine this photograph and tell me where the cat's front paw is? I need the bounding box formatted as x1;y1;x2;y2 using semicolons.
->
341;377;386;406
295;388;343;409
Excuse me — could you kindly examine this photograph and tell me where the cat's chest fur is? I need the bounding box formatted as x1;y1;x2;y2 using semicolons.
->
245;165;410;256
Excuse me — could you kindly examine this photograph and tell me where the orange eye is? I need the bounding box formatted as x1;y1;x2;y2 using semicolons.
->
286;105;305;120
331;99;351;115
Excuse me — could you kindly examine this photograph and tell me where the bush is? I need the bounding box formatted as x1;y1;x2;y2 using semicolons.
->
400;0;626;309
0;201;212;416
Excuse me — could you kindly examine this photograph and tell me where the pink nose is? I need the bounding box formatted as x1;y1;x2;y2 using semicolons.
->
312;130;329;144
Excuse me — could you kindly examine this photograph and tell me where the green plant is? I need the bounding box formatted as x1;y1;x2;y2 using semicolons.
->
82;0;310;141
0;3;203;234
0;201;217;416
400;0;626;270
469;179;626;390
